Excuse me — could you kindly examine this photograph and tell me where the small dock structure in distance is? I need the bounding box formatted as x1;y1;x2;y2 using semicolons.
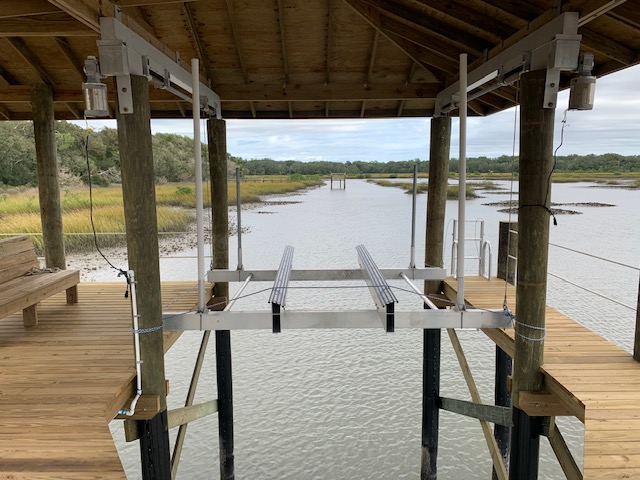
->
330;173;346;189
444;276;640;480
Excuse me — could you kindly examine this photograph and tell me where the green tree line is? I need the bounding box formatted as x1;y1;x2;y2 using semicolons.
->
1;121;638;187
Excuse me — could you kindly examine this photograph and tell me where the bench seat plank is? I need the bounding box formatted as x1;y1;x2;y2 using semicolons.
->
0;270;80;320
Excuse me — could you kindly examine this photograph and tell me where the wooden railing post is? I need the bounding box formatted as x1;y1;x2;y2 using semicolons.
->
497;221;517;286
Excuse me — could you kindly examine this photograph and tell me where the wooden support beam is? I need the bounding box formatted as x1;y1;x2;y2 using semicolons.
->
32;83;67;270
54;37;85;81
117;0;200;5
448;329;508;480
509;68;555;480
422;328;441;480
424;116;450;296
609;3;640;30
439;396;511;427
171;332;211;478
208;118;234;480
396;61;416;116
216;82;441;102
544;417;584;480
344;0;448;81
493;346;512;478
581;28;637;65
116;74;171;477
0;0;61;19
183;2;213;84
275;0;293;118
358;0;486;55
0;64;18;86
575;0;628;26
65;102;81;119
0;104;11;119
7;37;55;84
168;399;218;429
0;15;96;36
360;29;379;117
114;395;161;420
634;273;640;361
325;0;333;85
177;101;186;117
519;391;573;417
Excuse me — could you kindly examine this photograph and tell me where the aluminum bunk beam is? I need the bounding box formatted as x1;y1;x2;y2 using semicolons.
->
268;246;294;333
356;245;398;332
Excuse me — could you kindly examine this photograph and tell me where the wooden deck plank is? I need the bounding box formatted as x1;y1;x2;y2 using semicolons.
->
0;282;198;479
445;277;640;480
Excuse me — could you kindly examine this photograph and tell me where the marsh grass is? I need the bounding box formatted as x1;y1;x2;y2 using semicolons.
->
367;179;478;198
0;178;322;252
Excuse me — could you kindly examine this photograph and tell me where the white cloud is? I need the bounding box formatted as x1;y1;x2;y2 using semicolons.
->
76;64;640;161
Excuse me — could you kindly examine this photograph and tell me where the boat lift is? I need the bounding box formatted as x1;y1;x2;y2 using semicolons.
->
164;53;511;334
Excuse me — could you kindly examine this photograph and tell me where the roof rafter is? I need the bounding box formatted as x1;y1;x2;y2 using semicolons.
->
580;27;638;65
54;37;86;81
275;0;293;118
358;0;487;55
116;0;199;6
0;14;96;37
325;0;334;117
360;29;379;117
412;0;512;44
183;2;213;84
0;0;61;19
0;64;19;86
0;103;11;120
344;0;448;82
7;37;55;84
224;0;255;117
396;61;416;117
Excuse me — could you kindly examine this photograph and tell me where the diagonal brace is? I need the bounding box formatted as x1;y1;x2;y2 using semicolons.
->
439;396;512;427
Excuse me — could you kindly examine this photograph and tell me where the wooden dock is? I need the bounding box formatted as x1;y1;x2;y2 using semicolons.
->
0;282;198;480
444;276;640;480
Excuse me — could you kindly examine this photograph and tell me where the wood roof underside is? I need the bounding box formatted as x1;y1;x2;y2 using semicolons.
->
0;0;639;120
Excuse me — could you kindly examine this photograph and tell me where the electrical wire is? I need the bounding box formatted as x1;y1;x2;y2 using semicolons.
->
83;122;129;294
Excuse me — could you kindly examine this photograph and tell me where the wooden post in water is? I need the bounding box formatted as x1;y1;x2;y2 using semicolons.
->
421;115;451;480
208;118;235;480
494;221;516;477
509;69;555;480
497;221;517;286
31;85;69;271
634;274;640;361
116;75;171;479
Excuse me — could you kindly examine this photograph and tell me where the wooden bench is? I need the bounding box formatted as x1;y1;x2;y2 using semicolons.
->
0;235;79;327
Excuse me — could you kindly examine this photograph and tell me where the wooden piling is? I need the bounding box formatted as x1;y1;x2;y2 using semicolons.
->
421;115;451;480
425;116;451;296
634;274;640;362
208;118;235;480
116;74;170;479
509;69;555;480
493;346;512;479
31;84;66;270
497;221;517;286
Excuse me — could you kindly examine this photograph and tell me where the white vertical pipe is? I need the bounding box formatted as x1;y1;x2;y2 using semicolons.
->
236;167;243;270
456;53;467;310
192;58;205;312
410;164;418;268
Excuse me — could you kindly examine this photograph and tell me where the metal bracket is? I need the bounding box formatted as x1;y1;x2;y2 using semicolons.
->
97;16;221;116
268;246;294;333
356;245;398;332
435;12;581;114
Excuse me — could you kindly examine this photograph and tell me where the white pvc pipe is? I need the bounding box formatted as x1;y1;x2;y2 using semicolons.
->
119;270;142;416
409;164;417;269
456;53;467;310
236;167;243;270
192;58;205;312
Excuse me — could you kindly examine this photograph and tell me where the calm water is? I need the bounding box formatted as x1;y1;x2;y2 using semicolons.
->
106;179;640;479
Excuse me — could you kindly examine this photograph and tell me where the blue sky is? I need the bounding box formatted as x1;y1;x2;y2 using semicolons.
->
83;64;640;162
